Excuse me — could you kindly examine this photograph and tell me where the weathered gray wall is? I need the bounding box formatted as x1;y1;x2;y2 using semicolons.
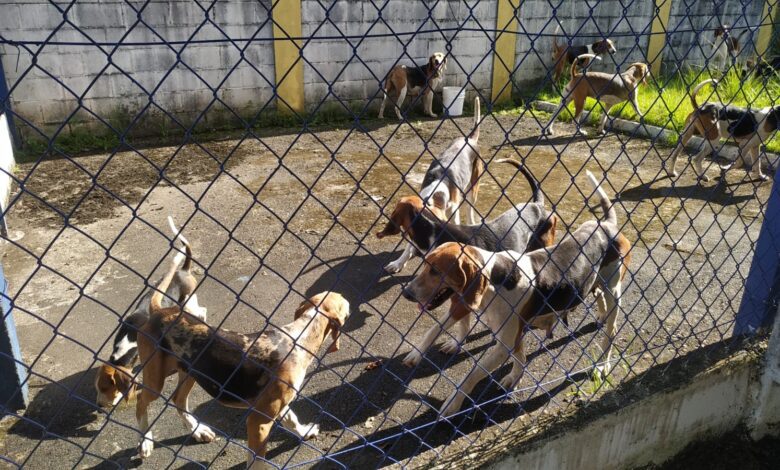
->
664;0;764;71
0;0;771;136
513;0;655;85
0;0;276;134
301;0;496;111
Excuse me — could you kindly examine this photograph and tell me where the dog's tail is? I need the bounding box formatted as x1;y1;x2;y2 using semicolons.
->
167;216;193;273
150;249;186;312
495;158;543;205
585;170;617;226
552;24;563;58
571;53;600;79
690;78;717;109
469;96;481;141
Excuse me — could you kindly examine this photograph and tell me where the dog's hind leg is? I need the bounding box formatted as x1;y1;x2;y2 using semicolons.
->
395;85;408;121
379;81;392;119
173;372;215;443
692;138;719;182
594;261;624;379
136;362;166;458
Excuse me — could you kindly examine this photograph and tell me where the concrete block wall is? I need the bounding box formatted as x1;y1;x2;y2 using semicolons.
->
663;0;764;73
300;0;497;111
0;0;772;136
0;0;275;135
513;0;655;88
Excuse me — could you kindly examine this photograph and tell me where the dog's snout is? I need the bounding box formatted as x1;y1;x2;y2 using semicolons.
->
401;286;415;301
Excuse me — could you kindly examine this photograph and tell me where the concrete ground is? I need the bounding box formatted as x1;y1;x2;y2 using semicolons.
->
0;111;770;469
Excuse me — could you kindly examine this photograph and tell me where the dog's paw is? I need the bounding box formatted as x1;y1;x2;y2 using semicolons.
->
499;373;521;391
541;127;554;136
439;338;461;354
439;392;464;417
192;423;216;443
698;174;711;183
403;350;423;367
139;438;154;459
579;128;590;137
428;113;438;118
384;261;403;274
302;423;319;440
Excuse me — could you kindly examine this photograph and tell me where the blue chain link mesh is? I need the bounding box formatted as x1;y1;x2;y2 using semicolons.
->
0;0;776;468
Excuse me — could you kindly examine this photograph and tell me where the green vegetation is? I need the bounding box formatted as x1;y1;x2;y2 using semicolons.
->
530;68;780;153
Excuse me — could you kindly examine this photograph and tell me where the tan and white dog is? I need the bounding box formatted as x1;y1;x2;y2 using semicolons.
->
383;97;483;274
543;54;648;137
379;52;447;120
134;246;350;469
666;78;776;182
95;216;207;408
401;171;630;416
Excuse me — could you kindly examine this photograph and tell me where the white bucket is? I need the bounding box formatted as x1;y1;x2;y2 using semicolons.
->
442;86;466;116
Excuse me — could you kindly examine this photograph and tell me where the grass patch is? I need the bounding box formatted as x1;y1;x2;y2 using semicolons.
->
530;68;780;153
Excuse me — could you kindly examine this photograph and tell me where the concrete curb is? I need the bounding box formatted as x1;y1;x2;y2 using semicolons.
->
531;100;780;171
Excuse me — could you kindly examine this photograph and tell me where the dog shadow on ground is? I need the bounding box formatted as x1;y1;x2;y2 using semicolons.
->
619;174;756;206
7;368;105;440
302;249;414;333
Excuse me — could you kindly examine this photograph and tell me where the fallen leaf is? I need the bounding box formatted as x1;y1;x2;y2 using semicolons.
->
364;360;383;371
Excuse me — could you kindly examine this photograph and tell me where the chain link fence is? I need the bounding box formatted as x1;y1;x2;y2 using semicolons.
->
0;0;778;468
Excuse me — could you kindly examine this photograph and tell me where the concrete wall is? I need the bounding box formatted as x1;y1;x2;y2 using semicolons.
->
0;0;276;135
0;114;14;222
663;0;765;73
0;0;770;136
513;0;655;86
301;0;496;111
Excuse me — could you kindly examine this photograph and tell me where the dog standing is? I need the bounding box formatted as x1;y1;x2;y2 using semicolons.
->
383;97;483;274
95;216;207;408
543;54;648;137
710;25;748;72
378;52;447;120
377;159;557;362
551;25;616;83
666;78;776;181
134;246;350;468
401;171;630;416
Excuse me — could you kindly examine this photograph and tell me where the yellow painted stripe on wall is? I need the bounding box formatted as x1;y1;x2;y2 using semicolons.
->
647;0;672;77
491;0;520;105
757;1;779;58
272;0;305;114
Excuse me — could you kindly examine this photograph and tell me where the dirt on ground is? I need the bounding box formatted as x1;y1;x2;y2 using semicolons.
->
0;110;772;469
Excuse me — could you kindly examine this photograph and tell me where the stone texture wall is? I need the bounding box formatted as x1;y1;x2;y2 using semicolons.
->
0;0;770;136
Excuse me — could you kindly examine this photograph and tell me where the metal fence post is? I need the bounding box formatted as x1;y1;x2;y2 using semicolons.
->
648;0;672;77
735;178;780;335
490;0;520;106
756;0;779;58
0;262;27;412
272;0;305;114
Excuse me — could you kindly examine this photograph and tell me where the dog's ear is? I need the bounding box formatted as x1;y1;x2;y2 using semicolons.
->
294;298;315;320
376;200;412;239
448;247;487;320
113;367;136;402
431;191;448;212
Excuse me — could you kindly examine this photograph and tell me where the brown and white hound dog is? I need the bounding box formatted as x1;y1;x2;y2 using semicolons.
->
401;171;630;416
379;52;447;120
551;25;616;83
544;54;649;137
666;78;778;182
377;159;557;361
95;216;207;408
711;25;747;72
383;97;483;274
134;249;350;468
